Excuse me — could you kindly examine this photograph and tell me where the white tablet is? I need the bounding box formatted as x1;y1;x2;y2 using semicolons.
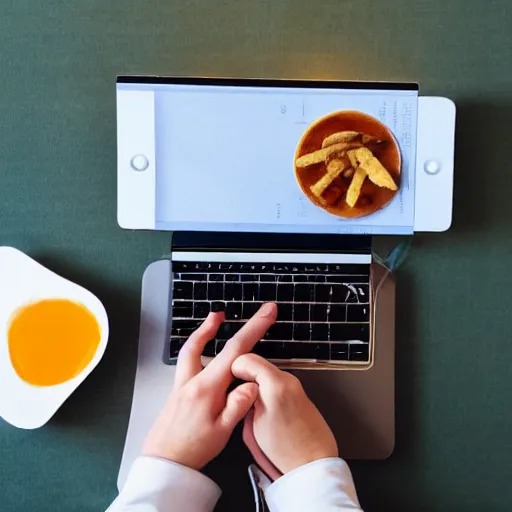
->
116;77;454;234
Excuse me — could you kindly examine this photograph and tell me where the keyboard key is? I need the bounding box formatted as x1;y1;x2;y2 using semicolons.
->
293;323;311;341
278;303;293;321
225;274;241;281
226;301;242;320
315;284;330;302
253;342;286;359
243;283;258;301
277;284;294;302
208;283;224;300
181;273;205;281
171;319;201;338
344;285;360;303
173;281;193;300
217;322;241;340
224;283;237;301
330;343;349;360
283;342;329;360
329;304;346;322
293;275;308;282
261;274;277;282
347;304;369;322
311;323;329;341
349;344;370;361
293;303;310;322
172;301;193;318
328;264;370;276
243;302;260;318
330;323;369;342
194;282;207;300
312;343;330;360
211;301;226;313
294;284;314;302
169;337;187;358
356;285;370;301
267;322;293;341
330;284;347;303
259;283;277;301
171;262;190;273
241;274;258;282
311;304;328;322
194;302;210;319
209;274;224;282
276;274;292;282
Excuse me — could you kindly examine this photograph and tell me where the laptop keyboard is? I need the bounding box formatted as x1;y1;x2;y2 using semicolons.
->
168;261;371;364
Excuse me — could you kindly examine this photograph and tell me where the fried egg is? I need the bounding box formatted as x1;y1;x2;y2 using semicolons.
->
0;247;108;429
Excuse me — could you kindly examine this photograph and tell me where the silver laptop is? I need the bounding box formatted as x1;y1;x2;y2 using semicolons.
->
115;77;455;488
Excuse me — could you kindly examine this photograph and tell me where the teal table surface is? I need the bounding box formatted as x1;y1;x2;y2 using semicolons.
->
1;1;512;510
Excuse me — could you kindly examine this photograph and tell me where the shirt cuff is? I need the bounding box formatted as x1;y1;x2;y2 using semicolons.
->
115;456;221;512
264;458;361;512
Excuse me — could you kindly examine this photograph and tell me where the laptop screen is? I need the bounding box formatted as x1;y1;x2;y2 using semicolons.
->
117;78;418;235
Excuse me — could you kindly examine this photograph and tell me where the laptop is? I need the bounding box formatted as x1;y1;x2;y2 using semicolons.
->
115;77;455;488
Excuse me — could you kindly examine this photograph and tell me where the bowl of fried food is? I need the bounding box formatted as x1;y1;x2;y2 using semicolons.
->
294;111;401;219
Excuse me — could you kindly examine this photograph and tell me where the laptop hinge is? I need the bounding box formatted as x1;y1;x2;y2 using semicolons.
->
171;232;371;255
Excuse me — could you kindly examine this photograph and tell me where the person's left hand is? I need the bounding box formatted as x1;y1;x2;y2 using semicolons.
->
141;302;278;470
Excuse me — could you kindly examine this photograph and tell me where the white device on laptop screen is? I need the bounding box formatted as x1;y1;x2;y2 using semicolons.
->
116;77;454;235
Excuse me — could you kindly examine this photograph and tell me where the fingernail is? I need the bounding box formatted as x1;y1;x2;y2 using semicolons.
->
259;302;276;317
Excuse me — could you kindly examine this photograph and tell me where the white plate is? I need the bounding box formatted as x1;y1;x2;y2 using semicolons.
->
0;247;109;429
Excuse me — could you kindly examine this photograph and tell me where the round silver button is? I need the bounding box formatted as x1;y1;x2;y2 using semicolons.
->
424;159;441;175
130;154;149;172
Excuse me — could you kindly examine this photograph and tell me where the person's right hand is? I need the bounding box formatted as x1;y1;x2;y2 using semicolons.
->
232;353;339;475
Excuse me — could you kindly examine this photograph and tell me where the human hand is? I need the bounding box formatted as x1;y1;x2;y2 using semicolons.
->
142;303;278;470
232;353;338;475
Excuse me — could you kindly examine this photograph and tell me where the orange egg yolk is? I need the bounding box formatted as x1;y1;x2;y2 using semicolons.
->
8;299;101;387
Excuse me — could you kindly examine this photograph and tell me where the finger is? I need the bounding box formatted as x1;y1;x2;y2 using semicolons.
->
202;303;277;387
218;382;259;430
231;352;283;386
174;312;225;388
243;411;282;481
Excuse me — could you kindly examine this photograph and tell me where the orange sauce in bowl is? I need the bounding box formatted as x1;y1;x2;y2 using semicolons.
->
8;299;101;387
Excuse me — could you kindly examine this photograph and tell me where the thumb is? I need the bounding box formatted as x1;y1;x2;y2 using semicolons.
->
219;382;259;430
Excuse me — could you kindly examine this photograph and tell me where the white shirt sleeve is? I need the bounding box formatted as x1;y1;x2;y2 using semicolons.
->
106;456;221;512
263;458;362;512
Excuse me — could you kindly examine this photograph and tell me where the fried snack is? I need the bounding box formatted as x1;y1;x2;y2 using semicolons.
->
349;147;397;191
361;134;384;145
321;131;361;148
346;167;367;207
296;142;362;168
310;159;345;198
347;150;358;170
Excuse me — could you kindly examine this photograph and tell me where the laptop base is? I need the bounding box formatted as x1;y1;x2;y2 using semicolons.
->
117;259;395;490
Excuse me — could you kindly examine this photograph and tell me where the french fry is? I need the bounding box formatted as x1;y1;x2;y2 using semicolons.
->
310;159;345;198
296;142;361;168
321;131;361;148
346;167;367;207
350;147;397;191
347;150;358;170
